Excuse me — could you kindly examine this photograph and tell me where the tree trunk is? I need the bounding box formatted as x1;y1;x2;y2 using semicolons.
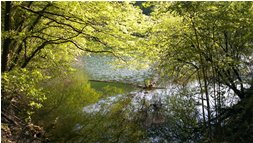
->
1;1;12;73
202;66;212;139
197;70;206;129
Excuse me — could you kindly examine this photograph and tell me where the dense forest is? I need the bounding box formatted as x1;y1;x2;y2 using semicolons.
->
1;1;253;143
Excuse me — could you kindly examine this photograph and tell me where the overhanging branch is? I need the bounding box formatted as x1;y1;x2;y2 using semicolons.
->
66;40;127;63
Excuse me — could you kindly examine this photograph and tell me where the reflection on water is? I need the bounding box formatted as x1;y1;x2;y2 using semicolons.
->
82;55;154;84
78;55;199;142
38;55;239;142
81;82;200;142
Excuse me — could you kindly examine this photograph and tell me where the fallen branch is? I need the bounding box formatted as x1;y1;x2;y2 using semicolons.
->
88;79;166;90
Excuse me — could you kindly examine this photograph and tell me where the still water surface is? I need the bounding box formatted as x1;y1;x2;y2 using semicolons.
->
80;55;200;142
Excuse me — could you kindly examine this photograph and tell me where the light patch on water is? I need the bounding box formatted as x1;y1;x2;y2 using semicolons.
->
82;82;181;113
82;55;153;84
80;54;246;142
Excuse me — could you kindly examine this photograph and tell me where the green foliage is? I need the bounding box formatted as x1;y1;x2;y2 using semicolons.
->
2;68;47;117
1;2;149;140
149;2;253;141
1;1;150;73
32;71;101;141
151;1;253;97
68;97;145;143
2;1;253;142
32;71;146;142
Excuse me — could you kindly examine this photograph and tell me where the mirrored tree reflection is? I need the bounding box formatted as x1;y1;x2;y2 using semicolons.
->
59;85;201;143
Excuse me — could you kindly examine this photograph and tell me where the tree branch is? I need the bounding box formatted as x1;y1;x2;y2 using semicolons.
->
21;41;50;68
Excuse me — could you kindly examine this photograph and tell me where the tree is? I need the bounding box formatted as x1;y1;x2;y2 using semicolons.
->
1;0;148;122
149;1;253;141
1;1;148;73
151;1;253;99
1;2;149;142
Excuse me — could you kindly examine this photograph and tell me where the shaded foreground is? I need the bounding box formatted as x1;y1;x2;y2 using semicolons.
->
2;69;253;143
